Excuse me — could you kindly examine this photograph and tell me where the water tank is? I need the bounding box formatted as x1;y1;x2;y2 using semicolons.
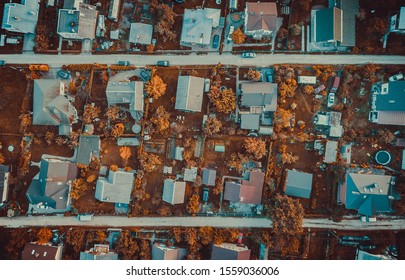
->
375;150;391;165
132;124;141;134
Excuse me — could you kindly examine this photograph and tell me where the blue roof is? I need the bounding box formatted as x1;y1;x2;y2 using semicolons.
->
375;81;405;112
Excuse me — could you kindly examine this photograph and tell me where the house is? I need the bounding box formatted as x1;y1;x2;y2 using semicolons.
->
338;173;398;216
244;2;282;40
211;243;250;260
77;135;100;166
129;23;153;45
312;0;359;47
0;165;10;206
95;168;134;204
2;0;39;34
175;76;205;112
32;79;78;135
26;158;77;210
80;244;118;260
22;242;63;260
180;8;221;46
63;0;83;9
240;82;278;112
108;0;121;21
152;243;187;260
57;3;98;40
162;179;186;205
224;170;264;204
355;249;394;260
284;169;313;199
324;140;338;163
106;81;144;120
184;167;198;182
369;81;405;126
202;168;216;186
389;7;405;34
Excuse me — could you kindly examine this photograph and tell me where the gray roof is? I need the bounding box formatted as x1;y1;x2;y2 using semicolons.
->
162;179;186;205
175;76;204;112
106;81;144;119
80;244;118;260
324;140;338;163
285;169;313;199
334;0;358;46
343;173;397;216
2;1;39;34
63;0;83;9
375;81;405;112
399;7;405;30
26;158;77;209
241;114;260;130
0;165;9;204
33;79;77;128
211;243;251;260
240;82;278;111
57;3;98;39
180;9;220;45
95;169;134;204
129;23;153;45
152;243;187;260
202;168;217;186
77;135;100;166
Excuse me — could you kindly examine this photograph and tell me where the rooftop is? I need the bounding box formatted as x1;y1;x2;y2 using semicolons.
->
95;169;135;204
77;135;100;166
163;179;186;205
2;0;40;34
22;242;62;260
129;23;153;45
240;82;278;111
175;76;204;112
245;2;278;33
285;169;313;199
211;243;250;260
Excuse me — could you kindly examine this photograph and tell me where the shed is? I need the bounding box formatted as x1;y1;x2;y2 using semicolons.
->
240;114;260;130
298;76;317;84
117;138;140;146
324;140;338;163
162;179;186;205
285;169;313;199
214;144;225;153
202;168;216;186
184;167;198;182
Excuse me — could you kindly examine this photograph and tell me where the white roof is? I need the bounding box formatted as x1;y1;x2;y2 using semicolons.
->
162;179;186;205
324;141;338;163
175;76;204;112
129;22;153;45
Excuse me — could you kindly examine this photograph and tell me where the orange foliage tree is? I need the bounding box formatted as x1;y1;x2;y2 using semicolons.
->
208;88;236;114
244;138;266;160
204;117;222;136
105;106;120;121
145;72;167;99
111;123;125;137
198;226;214;245
274;108;294;132
302;85;314;95
119;146;131;165
247;69;262;81
186;194;200;215
150;106;170;134
146;44;155;53
231;28;246;44
138;151;162;172
37;228;53;244
83;104;101;124
226;153;250;173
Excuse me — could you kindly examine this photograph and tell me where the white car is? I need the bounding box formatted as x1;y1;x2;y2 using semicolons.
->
388;72;403;82
327;92;335;108
227;26;235;42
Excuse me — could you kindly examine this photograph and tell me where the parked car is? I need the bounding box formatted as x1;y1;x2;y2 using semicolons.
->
0;60;6;66
360;216;377;222
117;61;130;66
204;78;211;93
212;34;219;49
157;60;169;67
327;92;335;108
57;70;71;79
174;0;185;3
140;70;151;81
389;72;404;82
227;25;235;42
265;68;274;83
241;51;256;58
202;188;209;202
313;84;325;94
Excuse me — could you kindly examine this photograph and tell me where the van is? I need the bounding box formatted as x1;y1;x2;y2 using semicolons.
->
330;76;341;93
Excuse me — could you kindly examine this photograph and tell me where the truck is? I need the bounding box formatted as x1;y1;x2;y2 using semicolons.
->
330;76;341;93
29;64;50;72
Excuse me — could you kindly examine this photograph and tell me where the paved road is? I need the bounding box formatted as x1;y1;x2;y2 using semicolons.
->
1;216;405;230
1;53;405;67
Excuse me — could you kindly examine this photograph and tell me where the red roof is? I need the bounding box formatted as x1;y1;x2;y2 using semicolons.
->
224;170;264;204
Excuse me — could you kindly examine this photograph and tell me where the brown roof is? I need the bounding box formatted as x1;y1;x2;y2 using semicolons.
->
21;243;62;260
224;170;264;204
246;2;278;32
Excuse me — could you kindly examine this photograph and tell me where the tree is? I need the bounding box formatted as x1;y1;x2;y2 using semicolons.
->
157;205;172;216
119;146;131;165
247;69;262;81
146;44;155;53
70;178;88;201
150;106;170;134
378;128;395;144
96;230;107;243
110;165;119;172
302;85;314;95
186;194;200;215
281;152;299;164
208;88;236;114
231;28;246;44
204;117;222;136
278;79;297;99
145;74;167;99
244;138;266;160
198;226;213;245
289;24;302;36
172;228;182;243
277;27;288;40
227;153;250;173
274;108;294;131
34;33;49;50
82;104;101;124
45;131;55;146
155;4;177;42
111;123;125;137
138;239;151;260
138;151;162;172
65;229;86;256
114;230;139;260
105;106;120;121
68;131;79;149
0;152;5;165
37;228;53;244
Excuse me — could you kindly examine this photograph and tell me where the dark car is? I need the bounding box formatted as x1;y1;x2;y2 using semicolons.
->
241;51;256;58
157;60;169;67
202;188;209;203
140;70;151;81
0;60;6;66
212;34;219;49
57;70;71;79
118;61;130;66
265;68;274;82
